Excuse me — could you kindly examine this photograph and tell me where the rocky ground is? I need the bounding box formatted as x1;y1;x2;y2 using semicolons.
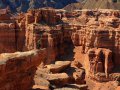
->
33;60;87;90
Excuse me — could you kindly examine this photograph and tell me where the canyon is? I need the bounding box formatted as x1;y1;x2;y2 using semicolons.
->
0;8;120;90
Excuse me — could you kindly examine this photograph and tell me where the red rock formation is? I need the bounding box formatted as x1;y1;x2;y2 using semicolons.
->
0;8;120;90
84;48;114;80
0;23;16;53
26;8;61;25
0;49;46;90
0;13;26;53
24;9;120;82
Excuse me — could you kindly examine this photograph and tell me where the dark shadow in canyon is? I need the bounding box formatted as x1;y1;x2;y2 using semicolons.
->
56;38;75;61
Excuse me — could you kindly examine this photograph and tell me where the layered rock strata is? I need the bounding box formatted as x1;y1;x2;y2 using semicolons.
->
0;8;120;90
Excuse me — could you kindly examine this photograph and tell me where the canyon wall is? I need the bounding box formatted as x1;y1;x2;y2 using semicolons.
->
0;49;47;90
0;13;26;53
24;9;120;81
0;14;16;53
0;8;120;89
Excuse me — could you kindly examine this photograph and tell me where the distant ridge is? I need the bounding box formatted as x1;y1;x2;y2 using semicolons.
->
0;0;79;12
0;0;120;13
64;3;82;11
82;0;120;10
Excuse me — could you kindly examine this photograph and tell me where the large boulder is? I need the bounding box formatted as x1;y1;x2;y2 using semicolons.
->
32;77;50;90
73;68;86;84
47;73;70;87
45;61;71;73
